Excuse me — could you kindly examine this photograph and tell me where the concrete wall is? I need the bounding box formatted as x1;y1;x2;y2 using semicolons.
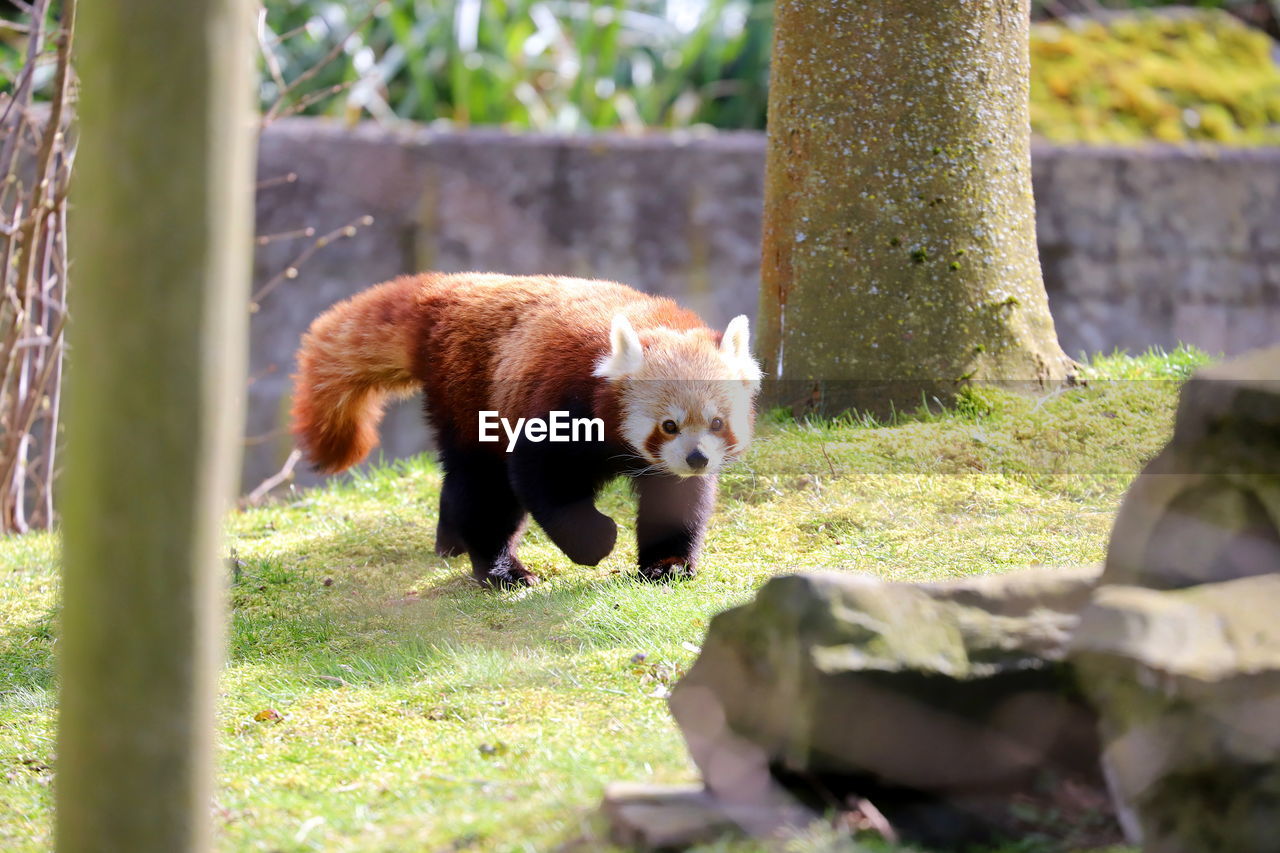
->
1034;145;1280;357
248;119;1280;488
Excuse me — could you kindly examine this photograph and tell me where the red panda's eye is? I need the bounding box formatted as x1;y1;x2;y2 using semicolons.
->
710;417;724;431
661;419;679;435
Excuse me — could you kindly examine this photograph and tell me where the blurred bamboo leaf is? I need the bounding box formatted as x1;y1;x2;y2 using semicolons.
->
257;0;1279;140
259;0;773;131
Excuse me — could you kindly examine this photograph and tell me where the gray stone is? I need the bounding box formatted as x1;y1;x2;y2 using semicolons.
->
668;565;1117;846
1103;347;1280;590
600;783;742;850
600;782;813;850
1070;575;1280;853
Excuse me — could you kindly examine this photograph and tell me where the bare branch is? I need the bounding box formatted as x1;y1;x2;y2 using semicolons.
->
0;0;73;533
255;226;316;246
262;3;379;124
250;214;374;307
3;0;74;415
256;6;288;96
255;171;298;191
243;449;302;507
253;224;316;244
273;79;358;122
246;363;278;387
264;20;314;47
243;427;287;446
0;65;36;131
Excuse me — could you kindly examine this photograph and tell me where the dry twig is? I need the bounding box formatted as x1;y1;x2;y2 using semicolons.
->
261;3;380;125
0;0;75;533
243;449;302;507
250;214;375;309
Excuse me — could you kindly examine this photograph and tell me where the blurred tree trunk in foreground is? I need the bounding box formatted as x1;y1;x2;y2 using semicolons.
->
57;1;255;851
758;0;1076;417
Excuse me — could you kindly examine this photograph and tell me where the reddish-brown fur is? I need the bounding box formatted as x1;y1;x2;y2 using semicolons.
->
290;272;709;473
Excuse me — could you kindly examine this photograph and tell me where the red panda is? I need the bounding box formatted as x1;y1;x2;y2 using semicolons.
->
291;272;762;588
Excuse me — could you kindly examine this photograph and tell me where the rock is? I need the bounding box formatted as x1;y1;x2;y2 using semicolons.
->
1070;574;1280;853
668;565;1117;847
1103;346;1280;590
599;782;814;850
600;783;741;850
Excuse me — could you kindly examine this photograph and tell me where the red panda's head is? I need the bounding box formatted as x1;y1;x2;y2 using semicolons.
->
593;314;762;477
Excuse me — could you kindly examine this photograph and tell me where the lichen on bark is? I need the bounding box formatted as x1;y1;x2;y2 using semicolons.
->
758;0;1076;416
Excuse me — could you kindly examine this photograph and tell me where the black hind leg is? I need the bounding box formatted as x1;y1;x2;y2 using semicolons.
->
433;489;466;558
438;448;536;589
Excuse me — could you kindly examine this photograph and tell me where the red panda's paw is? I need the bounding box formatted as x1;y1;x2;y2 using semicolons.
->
475;556;540;590
638;558;696;583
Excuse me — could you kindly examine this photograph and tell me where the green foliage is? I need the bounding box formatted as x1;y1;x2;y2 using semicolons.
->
0;348;1204;851
260;0;772;131
1029;10;1280;144
260;2;1280;146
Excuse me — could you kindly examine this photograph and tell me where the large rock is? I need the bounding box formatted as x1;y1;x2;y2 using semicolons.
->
1070;574;1280;853
1103;346;1280;590
668;565;1117;846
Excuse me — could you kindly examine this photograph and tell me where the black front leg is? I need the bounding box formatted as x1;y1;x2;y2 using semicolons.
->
509;441;618;567
634;473;717;581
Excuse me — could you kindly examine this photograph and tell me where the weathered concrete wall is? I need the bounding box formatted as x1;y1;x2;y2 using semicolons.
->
248;119;1280;488
1035;145;1280;357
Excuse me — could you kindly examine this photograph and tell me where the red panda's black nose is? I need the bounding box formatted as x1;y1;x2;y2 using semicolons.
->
686;450;709;470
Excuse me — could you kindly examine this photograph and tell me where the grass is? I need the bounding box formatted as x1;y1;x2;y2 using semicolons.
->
0;346;1211;852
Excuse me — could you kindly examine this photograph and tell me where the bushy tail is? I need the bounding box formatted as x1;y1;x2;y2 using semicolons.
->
290;278;422;473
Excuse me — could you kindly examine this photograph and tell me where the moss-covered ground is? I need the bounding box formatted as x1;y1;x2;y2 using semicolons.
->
0;347;1210;852
1030;10;1280;145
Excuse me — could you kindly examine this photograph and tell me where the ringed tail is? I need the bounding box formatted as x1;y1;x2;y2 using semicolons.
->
290;278;421;473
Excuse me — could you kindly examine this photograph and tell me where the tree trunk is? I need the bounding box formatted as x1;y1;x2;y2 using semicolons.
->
57;1;255;850
758;0;1075;417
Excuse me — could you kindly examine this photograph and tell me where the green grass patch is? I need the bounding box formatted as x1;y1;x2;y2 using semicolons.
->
0;347;1208;851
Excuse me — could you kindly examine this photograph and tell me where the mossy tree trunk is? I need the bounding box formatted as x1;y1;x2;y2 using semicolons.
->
57;1;255;850
758;0;1075;417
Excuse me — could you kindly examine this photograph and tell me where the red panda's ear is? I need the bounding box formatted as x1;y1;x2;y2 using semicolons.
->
721;315;763;388
593;314;644;380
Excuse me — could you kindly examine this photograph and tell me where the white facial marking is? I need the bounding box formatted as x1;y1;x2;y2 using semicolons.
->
610;323;760;478
660;424;727;478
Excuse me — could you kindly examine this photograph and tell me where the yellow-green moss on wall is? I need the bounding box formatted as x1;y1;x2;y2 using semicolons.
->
1030;11;1280;145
